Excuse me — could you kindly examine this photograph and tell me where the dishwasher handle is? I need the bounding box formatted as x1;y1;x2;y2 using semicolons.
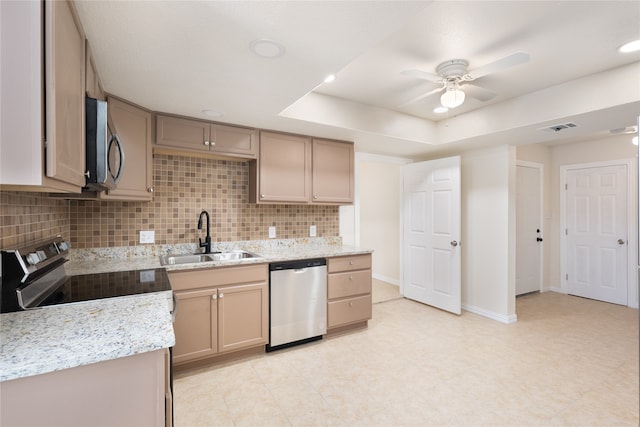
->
269;258;326;271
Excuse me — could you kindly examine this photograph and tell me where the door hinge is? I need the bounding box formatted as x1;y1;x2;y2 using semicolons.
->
565;183;568;190
565;274;568;280
565;228;568;235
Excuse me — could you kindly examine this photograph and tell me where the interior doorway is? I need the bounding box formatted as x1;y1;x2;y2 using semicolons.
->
561;160;633;306
516;161;543;296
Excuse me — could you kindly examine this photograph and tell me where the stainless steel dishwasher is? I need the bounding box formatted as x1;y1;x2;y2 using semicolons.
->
267;258;327;351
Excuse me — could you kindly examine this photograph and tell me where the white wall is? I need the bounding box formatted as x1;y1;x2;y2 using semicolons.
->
460;145;517;322
356;153;408;285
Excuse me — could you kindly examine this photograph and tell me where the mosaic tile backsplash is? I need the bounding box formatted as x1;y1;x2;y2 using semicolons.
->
0;192;70;249
1;154;339;250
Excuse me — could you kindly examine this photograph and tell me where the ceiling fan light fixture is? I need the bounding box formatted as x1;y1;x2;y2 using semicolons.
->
440;87;465;108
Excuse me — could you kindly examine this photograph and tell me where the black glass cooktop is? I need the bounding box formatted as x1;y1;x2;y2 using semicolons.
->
40;268;171;307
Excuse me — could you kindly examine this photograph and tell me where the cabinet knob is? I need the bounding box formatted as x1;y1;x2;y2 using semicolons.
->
349;302;353;307
349;261;354;265
212;294;217;300
349;275;353;281
210;141;216;146
204;140;210;146
313;195;318;199
260;194;265;198
147;187;154;193
219;293;224;299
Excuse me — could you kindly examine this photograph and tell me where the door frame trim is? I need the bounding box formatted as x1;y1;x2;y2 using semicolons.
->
516;160;544;294
559;158;638;308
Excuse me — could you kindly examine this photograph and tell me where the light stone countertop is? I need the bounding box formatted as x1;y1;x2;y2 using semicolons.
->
1;238;371;382
0;291;174;382
65;237;372;275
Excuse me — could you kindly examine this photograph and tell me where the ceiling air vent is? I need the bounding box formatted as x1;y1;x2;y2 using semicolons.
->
538;122;577;133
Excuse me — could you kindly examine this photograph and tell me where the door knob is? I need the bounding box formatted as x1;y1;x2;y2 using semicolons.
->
450;240;458;247
617;239;626;245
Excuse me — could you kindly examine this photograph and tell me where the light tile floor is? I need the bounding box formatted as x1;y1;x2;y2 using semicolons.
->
174;292;639;426
372;279;401;303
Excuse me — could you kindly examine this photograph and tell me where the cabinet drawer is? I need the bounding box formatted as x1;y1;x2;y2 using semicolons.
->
327;294;372;328
169;264;267;291
328;270;372;299
327;254;371;273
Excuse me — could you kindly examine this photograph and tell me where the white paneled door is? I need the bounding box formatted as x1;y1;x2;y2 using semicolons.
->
402;156;461;314
565;164;628;305
516;163;543;295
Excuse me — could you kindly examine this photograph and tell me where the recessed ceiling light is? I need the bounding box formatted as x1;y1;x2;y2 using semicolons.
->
324;74;336;83
618;39;640;53
202;109;224;118
249;38;286;58
433;106;449;114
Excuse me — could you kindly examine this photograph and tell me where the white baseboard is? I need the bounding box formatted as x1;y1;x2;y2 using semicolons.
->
462;303;517;324
372;273;399;287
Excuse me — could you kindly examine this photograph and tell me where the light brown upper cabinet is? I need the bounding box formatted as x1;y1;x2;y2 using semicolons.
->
249;131;312;204
155;115;258;160
85;41;105;101
100;97;154;201
0;0;86;192
311;138;354;204
249;132;354;205
44;0;86;190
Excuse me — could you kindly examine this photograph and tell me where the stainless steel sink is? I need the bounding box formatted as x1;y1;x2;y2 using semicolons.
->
159;250;260;266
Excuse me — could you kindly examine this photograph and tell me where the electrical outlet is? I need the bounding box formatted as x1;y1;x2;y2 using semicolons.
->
268;226;276;238
139;230;155;244
309;225;317;237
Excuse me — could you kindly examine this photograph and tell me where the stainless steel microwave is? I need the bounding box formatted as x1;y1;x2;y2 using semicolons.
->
85;96;124;191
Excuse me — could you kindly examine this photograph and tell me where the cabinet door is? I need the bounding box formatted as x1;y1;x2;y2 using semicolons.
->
257;132;311;203
173;288;218;364
100;97;153;201
210;124;257;158
218;282;268;353
44;0;86;188
312;139;354;204
155;115;210;152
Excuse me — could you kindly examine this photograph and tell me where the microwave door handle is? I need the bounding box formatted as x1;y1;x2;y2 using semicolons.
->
109;134;125;184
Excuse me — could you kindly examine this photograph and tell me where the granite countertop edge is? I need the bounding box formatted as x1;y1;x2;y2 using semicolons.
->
0;291;175;382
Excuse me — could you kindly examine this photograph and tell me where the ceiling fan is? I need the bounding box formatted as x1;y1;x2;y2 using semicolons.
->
399;52;530;109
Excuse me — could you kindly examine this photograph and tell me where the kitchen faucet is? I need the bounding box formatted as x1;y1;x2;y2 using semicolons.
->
197;210;212;254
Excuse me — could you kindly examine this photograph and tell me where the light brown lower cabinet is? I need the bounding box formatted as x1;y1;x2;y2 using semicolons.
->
0;349;169;427
327;254;373;330
170;264;268;365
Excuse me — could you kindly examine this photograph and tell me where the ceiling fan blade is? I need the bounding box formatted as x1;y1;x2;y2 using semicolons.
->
466;52;530;80
397;86;444;108
400;69;442;84
463;83;497;102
